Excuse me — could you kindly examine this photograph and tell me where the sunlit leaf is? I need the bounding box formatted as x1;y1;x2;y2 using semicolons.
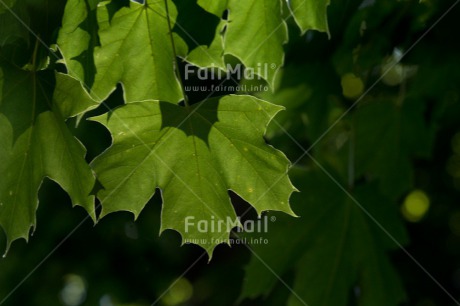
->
224;0;288;88
90;95;296;256
197;0;228;16
57;0;100;92
0;63;97;251
173;0;226;70
58;0;185;103
185;19;226;70
289;0;330;36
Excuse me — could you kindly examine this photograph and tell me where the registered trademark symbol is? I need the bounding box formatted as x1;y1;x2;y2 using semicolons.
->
270;63;277;70
270;216;276;222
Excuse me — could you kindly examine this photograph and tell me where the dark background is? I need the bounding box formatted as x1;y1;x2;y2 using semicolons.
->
1;0;460;305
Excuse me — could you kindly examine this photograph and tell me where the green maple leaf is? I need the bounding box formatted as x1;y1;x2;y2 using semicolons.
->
224;0;287;88
172;0;226;70
57;0;100;91
240;168;407;306
183;18;227;70
58;0;186;103
0;62;98;252
197;0;228;16
196;0;287;87
196;0;331;87
289;0;330;36
90;95;296;256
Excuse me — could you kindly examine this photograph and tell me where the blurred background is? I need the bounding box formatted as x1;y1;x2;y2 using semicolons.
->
1;0;460;305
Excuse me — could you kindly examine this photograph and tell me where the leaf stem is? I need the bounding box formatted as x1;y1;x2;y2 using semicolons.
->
31;36;40;72
31;36;40;126
163;0;189;106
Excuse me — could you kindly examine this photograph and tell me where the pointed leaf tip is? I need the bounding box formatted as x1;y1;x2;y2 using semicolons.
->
91;95;296;254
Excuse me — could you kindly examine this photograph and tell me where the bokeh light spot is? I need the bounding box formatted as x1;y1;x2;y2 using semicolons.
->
401;190;430;222
161;277;193;306
341;73;364;99
60;274;87;306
